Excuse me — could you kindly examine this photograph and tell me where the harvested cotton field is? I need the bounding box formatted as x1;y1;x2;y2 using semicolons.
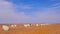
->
0;24;60;34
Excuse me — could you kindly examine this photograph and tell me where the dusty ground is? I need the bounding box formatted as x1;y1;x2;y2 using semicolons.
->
0;24;60;34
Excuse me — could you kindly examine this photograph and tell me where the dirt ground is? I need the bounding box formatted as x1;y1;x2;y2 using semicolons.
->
0;24;60;34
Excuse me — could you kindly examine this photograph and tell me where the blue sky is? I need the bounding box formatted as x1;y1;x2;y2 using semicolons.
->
0;0;60;24
6;0;60;14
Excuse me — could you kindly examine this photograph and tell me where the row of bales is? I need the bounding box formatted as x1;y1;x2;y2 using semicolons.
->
0;24;50;31
0;24;60;31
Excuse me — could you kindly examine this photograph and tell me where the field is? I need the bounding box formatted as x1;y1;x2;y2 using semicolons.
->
0;24;60;34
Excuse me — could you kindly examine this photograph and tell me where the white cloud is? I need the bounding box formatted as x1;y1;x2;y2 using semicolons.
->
0;0;60;24
0;0;32;23
33;6;60;23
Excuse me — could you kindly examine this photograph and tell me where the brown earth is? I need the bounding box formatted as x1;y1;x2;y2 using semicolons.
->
0;24;60;34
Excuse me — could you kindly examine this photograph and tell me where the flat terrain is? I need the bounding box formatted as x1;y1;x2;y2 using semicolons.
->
0;24;60;34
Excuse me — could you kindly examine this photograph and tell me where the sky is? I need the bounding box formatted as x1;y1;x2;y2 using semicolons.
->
0;0;60;24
